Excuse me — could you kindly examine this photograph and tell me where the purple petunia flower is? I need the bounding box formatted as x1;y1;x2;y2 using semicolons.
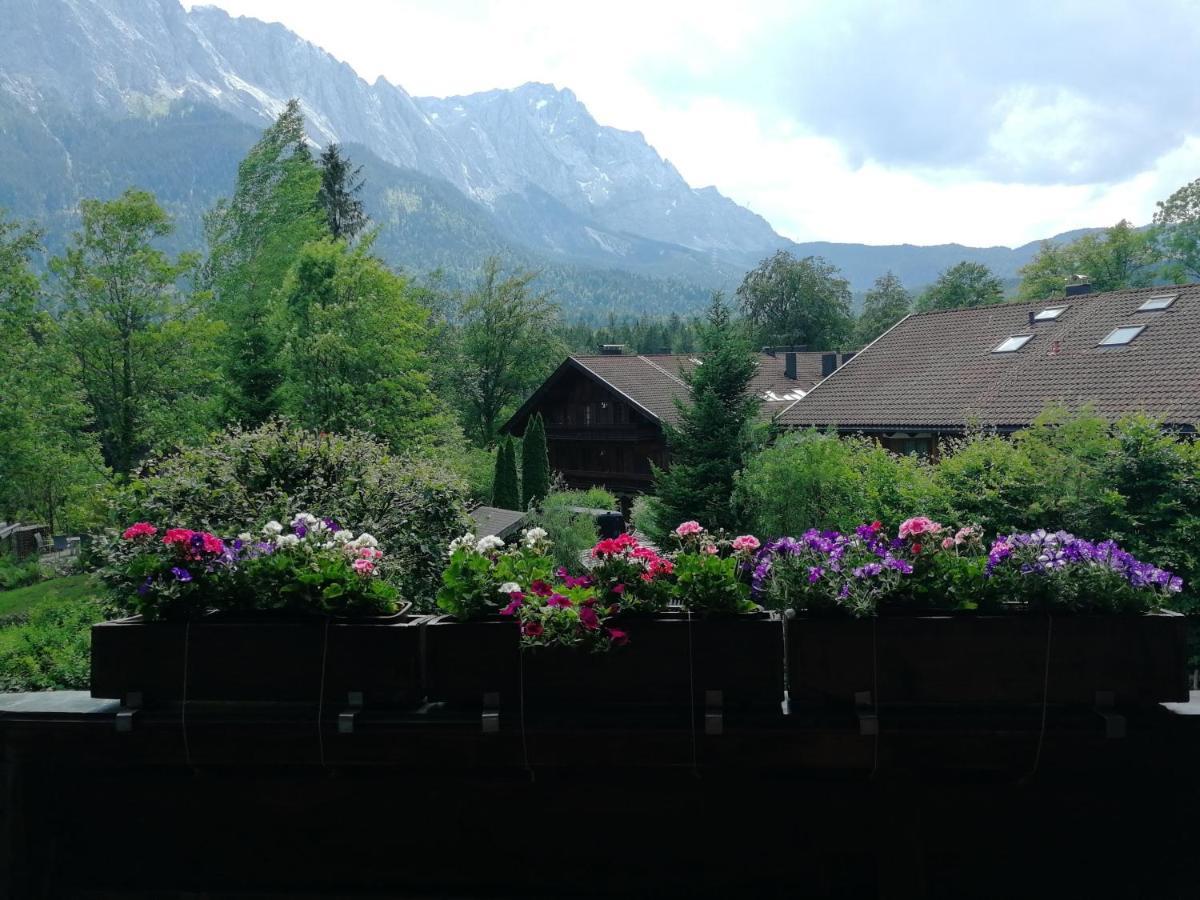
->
170;566;192;583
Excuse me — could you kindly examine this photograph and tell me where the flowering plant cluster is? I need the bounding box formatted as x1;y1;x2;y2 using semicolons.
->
984;530;1183;613
751;521;913;617
435;527;554;620
669;522;758;615
587;532;674;614
497;575;629;651
99;513;399;620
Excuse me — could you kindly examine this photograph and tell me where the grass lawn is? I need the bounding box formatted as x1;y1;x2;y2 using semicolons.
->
0;575;99;653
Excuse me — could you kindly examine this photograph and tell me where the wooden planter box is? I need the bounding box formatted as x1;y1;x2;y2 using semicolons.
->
91;611;425;708
422;612;783;710
786;611;1189;708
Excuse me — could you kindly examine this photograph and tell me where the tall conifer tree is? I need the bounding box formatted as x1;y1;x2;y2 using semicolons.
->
317;143;367;241
492;437;521;510
521;414;551;508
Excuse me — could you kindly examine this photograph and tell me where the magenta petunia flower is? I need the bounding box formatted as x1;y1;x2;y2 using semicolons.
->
578;606;600;630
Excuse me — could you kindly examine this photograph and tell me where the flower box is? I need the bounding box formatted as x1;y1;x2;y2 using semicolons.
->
90;610;425;707
423;612;783;710
786;610;1188;708
524;611;783;710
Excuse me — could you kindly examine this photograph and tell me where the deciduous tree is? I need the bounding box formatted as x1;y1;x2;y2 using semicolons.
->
1017;221;1163;300
854;271;912;345
736;251;853;349
915;261;1004;311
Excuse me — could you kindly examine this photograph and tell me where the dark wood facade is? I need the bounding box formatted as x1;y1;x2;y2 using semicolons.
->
510;364;666;495
523;364;667;494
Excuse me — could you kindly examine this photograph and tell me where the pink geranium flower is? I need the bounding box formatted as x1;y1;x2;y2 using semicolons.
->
675;521;703;536
352;558;375;575
898;516;943;539
731;535;761;552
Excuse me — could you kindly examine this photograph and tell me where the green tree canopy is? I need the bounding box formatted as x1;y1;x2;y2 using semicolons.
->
652;292;761;532
317;143;367;241
1017;220;1164;300
1154;177;1200;281
274;237;454;449
736;250;854;349
854;271;912;346
915;261;1005;312
48;189;219;475
203;99;327;424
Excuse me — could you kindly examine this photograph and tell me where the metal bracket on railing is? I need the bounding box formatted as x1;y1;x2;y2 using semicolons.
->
481;691;500;734
337;691;364;734
855;690;878;737
1094;690;1126;739
115;692;142;732
704;690;724;736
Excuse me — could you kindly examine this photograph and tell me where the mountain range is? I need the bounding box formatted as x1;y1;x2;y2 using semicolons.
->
0;0;1100;317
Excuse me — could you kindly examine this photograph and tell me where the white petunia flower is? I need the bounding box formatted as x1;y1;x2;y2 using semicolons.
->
277;534;300;548
263;521;284;536
498;582;521;594
333;530;354;544
475;535;505;553
352;532;379;549
237;532;253;543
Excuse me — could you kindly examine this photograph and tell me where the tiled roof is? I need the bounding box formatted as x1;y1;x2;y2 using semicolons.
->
777;284;1200;431
469;506;528;540
571;352;827;426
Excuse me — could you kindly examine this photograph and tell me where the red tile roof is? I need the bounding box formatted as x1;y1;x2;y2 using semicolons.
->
777;284;1200;431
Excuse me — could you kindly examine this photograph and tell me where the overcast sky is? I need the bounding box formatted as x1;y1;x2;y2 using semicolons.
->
187;0;1200;248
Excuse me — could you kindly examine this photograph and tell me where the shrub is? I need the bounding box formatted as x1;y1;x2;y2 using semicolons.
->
108;421;469;608
0;597;103;691
531;488;617;573
0;554;45;591
629;495;671;546
733;430;938;536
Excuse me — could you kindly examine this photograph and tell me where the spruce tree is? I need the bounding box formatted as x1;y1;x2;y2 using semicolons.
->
521;414;551;508
652;292;760;531
317;143;367;241
492;437;521;510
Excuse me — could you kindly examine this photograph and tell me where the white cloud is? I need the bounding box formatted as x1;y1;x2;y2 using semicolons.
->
186;0;1200;247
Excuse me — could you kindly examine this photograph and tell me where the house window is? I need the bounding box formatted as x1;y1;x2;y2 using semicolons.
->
1098;324;1146;347
1033;306;1068;321
1137;294;1177;312
992;335;1033;353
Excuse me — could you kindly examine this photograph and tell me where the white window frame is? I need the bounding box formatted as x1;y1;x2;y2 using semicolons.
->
1098;324;1147;347
992;334;1033;353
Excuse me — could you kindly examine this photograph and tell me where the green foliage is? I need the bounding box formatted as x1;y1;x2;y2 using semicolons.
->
654;293;761;531
1017;221;1164;300
915;261;1004;311
532;488;617;574
0;212;109;532
736;250;854;349
734;430;938;537
629;495;671;546
48;189;219;474
520;414;551;508
1154;176;1200;281
672;552;753;615
0;596;103;692
446;256;565;443
492;436;521;510
109;421;469;607
274;237;454;448
435;532;555;619
0;555;45;591
854;271;911;346
317;143;367;241
203;99;327;424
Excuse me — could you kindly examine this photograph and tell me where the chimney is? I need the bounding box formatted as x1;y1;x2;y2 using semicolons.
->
840;351;857;365
784;352;798;380
1065;275;1092;297
821;352;838;377
599;344;625;355
762;346;776;357
1028;310;1036;326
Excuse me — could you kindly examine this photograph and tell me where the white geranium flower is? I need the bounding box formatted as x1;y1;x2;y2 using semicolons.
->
352;532;379;549
277;534;300;548
237;532;253;543
448;533;477;553
263;520;284;537
292;512;319;529
522;527;548;547
498;582;521;594
333;530;354;544
475;535;505;553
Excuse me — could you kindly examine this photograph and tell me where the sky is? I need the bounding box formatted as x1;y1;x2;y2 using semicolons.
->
185;0;1200;248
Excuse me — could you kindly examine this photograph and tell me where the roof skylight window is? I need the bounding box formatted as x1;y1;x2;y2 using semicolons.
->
1033;306;1068;321
992;335;1033;353
1098;324;1146;346
1137;293;1178;312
